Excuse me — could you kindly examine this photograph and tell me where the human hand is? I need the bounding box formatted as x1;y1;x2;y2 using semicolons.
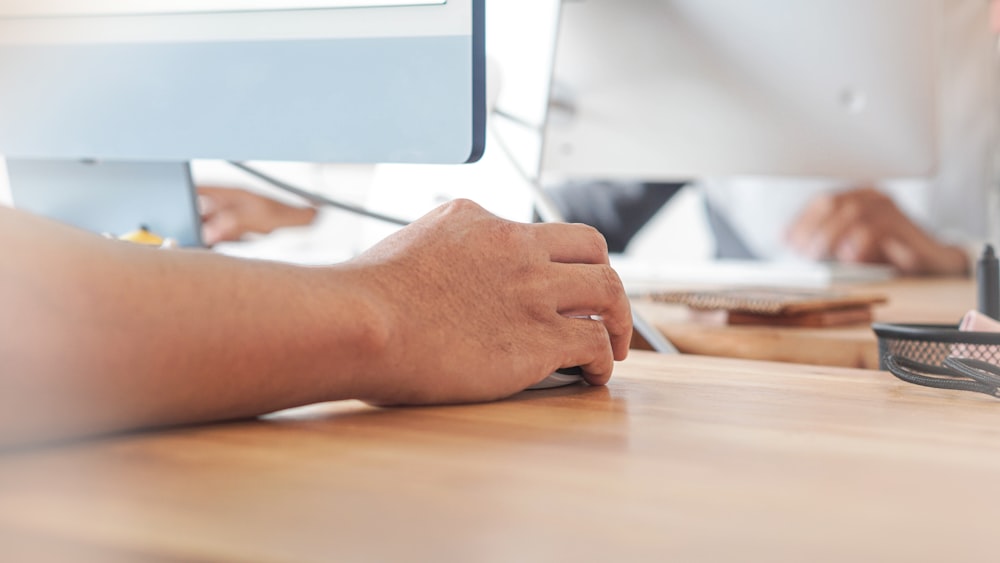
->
197;186;317;246
785;187;968;276
343;199;632;405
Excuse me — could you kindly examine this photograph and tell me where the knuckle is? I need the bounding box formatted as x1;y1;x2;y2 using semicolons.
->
859;188;892;209
597;264;625;300
605;315;631;341
853;224;875;242
585;320;612;353
491;219;527;247
873;195;895;212
575;224;609;258
839;199;865;221
439;198;484;216
816;193;837;210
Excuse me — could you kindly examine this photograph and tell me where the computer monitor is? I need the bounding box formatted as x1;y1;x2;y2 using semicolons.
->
540;0;938;182
0;0;486;246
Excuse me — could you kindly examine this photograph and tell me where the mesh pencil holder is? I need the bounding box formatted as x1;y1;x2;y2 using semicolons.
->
872;323;1000;370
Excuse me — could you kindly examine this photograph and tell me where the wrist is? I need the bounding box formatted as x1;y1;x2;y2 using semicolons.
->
310;264;394;402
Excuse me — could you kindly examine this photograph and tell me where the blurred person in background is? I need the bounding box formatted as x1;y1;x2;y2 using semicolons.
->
547;0;996;277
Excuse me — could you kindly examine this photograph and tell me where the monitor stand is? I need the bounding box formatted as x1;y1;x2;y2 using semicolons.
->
6;159;203;247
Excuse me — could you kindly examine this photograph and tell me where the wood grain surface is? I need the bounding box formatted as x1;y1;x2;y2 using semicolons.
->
1;351;998;562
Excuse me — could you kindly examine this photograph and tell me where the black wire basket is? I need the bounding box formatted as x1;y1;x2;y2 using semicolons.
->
873;323;1000;368
872;322;1000;397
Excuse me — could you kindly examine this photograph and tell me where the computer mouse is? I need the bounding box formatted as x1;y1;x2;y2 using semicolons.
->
526;366;585;390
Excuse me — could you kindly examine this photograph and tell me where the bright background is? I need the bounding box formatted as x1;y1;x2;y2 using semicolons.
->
0;0;715;264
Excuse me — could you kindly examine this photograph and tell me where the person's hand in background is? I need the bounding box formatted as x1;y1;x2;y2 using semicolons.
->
198;186;317;246
785;187;968;276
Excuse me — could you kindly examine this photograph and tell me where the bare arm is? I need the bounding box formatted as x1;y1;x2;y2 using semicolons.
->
0;200;630;447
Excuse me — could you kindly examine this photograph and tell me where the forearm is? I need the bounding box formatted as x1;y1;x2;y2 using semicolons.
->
1;199;633;446
0;208;384;447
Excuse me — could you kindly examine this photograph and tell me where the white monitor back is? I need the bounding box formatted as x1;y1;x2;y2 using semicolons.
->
0;0;485;164
541;0;938;181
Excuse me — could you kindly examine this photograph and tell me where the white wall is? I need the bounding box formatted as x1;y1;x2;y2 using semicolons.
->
0;159;10;207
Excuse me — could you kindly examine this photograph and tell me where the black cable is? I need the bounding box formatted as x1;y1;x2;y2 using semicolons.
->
885;355;1000;398
943;357;1000;389
226;161;411;227
492;108;539;131
488;110;567;223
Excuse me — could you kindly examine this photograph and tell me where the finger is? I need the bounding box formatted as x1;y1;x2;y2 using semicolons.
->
196;187;249;214
197;195;221;220
196;185;241;198
834;225;883;264
880;236;921;275
786;194;835;252
196;187;230;209
201;223;222;247
201;212;242;246
786;188;884;256
801;196;873;260
557;316;616;386
551;263;632;360
197;190;244;220
531;223;610;265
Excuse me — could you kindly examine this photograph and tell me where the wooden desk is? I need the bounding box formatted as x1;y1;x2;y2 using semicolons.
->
2;352;998;562
634;278;976;369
